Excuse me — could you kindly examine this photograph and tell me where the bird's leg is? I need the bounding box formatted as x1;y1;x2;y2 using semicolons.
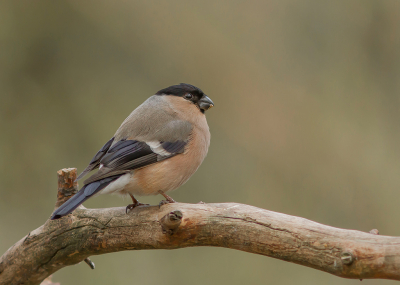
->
126;193;149;213
158;190;176;207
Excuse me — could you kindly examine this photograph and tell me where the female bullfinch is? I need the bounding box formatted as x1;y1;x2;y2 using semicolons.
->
51;83;214;220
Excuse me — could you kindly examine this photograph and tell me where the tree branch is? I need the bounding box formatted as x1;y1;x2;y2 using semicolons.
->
1;169;400;285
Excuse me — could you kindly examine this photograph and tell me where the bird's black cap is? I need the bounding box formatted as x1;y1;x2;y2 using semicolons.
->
156;83;204;97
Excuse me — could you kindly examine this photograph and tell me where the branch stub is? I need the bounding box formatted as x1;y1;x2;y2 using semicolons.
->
55;168;78;208
369;229;379;235
160;210;183;235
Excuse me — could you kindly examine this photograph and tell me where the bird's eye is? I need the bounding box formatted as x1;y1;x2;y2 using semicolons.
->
185;93;193;100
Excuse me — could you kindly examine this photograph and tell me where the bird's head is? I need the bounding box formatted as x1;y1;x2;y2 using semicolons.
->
156;83;214;114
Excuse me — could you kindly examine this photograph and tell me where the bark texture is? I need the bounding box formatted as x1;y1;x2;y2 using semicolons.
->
1;168;400;285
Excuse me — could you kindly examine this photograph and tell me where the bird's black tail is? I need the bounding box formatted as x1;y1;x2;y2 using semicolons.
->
51;175;121;220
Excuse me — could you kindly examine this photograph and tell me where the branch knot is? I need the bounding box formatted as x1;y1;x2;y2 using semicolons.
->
341;252;354;265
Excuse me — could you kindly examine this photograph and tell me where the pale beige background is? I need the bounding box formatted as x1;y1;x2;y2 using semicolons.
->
1;1;400;284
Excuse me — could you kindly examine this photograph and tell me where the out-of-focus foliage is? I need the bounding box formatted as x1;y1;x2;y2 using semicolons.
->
1;1;399;284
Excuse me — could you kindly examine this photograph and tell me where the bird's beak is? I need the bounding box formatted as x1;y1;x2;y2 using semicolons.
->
199;95;214;112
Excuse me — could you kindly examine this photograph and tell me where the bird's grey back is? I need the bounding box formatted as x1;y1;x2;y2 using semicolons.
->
114;95;192;143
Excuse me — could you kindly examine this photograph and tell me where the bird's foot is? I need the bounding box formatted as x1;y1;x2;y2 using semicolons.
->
158;199;176;207
126;202;149;213
158;190;176;207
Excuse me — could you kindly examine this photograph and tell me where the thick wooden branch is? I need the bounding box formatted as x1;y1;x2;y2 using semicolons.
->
1;169;400;285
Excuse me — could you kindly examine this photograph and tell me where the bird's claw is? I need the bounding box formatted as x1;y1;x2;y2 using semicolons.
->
126;202;149;213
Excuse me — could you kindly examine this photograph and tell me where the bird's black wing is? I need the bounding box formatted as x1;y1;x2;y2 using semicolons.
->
83;139;186;184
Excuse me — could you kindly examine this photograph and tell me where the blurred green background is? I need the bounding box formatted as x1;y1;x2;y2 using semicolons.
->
1;1;400;284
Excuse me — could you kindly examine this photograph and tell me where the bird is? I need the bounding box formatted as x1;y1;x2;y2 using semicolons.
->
51;83;214;220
